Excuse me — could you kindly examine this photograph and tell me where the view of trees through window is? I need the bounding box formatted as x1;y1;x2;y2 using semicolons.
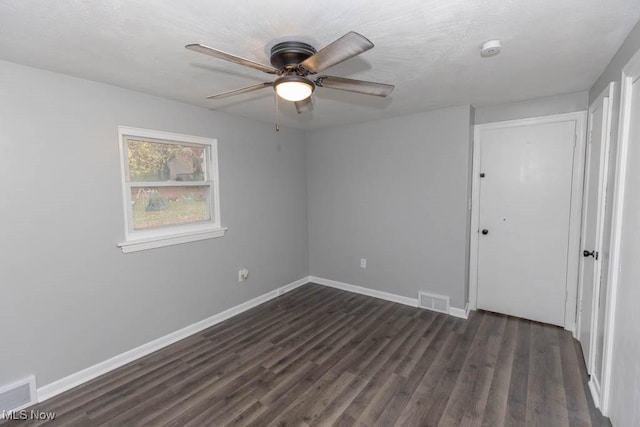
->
127;139;206;182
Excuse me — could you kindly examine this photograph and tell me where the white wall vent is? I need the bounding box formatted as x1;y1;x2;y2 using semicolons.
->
0;376;36;418
418;291;450;314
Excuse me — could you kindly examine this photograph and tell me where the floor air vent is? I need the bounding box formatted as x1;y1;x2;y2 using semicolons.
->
418;291;450;314
0;376;36;417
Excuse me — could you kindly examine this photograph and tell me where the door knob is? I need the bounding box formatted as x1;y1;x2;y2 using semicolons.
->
481;229;489;235
583;250;599;260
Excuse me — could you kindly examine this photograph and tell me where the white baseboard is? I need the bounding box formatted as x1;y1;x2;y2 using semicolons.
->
588;376;601;409
309;276;468;318
277;276;309;295
449;303;470;320
309;276;418;307
36;276;310;403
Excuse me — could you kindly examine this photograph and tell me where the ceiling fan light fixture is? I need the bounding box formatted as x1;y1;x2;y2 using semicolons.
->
274;76;314;102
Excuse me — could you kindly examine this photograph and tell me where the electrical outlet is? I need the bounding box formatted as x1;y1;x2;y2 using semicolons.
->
360;258;367;269
238;268;249;282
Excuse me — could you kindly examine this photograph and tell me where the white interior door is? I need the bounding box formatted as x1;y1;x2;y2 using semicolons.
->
477;121;577;326
599;64;640;416
578;87;612;374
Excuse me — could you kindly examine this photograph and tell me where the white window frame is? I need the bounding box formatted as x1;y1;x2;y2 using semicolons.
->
116;126;225;253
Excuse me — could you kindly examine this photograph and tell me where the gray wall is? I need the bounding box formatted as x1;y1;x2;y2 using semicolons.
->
0;60;309;387
306;105;473;308
588;18;640;427
474;91;588;124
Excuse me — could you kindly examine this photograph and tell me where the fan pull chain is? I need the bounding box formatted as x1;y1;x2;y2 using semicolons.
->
274;92;280;132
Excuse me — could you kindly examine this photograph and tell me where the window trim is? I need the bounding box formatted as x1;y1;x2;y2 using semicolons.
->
116;126;225;253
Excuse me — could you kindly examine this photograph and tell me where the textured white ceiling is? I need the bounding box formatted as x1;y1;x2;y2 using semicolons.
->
1;0;639;129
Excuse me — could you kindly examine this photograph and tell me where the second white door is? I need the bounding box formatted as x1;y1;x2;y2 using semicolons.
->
477;120;577;326
578;85;613;374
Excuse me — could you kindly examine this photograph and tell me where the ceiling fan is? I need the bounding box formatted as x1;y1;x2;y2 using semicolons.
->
185;31;394;114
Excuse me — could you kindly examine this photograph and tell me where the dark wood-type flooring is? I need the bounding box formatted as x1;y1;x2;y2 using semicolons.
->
6;283;610;426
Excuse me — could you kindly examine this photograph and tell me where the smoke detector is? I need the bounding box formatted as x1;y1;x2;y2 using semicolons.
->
481;40;502;57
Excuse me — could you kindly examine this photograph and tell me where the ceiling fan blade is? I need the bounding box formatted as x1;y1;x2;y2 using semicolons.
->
206;82;273;99
315;76;394;97
300;32;374;74
295;97;313;114
186;43;278;74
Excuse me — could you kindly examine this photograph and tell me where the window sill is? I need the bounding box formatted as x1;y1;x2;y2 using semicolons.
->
117;227;227;253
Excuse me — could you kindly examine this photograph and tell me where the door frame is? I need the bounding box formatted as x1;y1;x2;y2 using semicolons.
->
599;48;640;415
468;112;588;334
576;83;614;376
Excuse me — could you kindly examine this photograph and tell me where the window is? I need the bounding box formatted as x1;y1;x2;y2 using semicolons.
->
117;126;225;253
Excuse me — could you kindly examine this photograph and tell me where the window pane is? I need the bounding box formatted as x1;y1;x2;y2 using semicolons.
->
130;186;211;230
127;138;207;182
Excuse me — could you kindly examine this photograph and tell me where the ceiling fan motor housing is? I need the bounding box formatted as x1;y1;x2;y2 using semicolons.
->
270;41;316;70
